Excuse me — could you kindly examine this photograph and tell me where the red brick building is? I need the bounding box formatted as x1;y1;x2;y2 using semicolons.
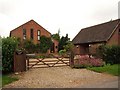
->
72;19;120;54
10;19;58;53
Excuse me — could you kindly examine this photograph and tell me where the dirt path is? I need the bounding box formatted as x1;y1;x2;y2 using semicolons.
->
4;66;118;88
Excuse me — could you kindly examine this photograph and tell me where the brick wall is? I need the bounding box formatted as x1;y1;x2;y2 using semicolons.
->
52;39;59;53
107;27;119;46
89;43;105;55
73;45;80;54
10;20;51;44
10;20;59;53
74;44;89;55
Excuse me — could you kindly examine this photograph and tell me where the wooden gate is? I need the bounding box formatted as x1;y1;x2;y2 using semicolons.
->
26;54;70;69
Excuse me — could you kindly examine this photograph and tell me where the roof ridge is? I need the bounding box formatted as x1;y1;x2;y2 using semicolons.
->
72;19;120;44
10;19;34;33
10;19;51;35
81;19;120;30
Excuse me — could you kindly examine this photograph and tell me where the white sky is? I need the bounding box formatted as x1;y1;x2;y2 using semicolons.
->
0;0;119;40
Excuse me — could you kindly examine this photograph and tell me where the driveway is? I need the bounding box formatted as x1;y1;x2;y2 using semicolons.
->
4;66;118;88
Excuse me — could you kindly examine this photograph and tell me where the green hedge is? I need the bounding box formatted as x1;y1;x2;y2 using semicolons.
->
23;39;36;53
2;37;18;73
0;36;2;71
98;45;120;64
39;36;52;53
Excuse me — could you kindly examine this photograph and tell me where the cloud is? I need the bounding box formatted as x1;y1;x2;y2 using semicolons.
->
0;0;18;15
0;0;119;39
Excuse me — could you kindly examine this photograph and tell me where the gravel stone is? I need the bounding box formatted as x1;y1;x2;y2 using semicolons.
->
4;66;118;88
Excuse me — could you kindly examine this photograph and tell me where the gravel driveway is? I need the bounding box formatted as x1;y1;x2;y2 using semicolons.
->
4;66;118;88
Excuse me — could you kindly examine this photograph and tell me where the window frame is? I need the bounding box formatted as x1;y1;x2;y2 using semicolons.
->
37;30;40;41
30;28;34;40
23;29;26;40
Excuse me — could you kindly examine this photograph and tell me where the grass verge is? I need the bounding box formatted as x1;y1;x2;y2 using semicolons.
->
87;64;120;76
2;75;18;87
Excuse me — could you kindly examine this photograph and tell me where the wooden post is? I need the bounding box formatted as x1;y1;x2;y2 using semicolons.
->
27;57;29;70
69;51;74;67
14;51;26;72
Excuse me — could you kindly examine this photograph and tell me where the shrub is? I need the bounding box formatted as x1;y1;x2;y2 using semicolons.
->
63;41;74;52
2;37;18;73
59;49;66;56
74;55;104;68
39;36;52;53
23;39;36;53
58;34;70;51
0;36;2;71
97;45;120;64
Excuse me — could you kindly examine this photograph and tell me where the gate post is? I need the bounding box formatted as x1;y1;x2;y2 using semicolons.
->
27;57;29;70
14;50;26;72
69;51;74;67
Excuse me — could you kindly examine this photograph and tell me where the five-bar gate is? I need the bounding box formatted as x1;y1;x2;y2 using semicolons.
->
26;54;70;69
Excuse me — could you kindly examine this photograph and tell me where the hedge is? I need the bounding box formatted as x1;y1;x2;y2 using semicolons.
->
2;37;18;73
97;45;120;64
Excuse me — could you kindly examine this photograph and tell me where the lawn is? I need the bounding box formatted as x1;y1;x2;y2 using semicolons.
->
87;64;120;76
2;75;18;87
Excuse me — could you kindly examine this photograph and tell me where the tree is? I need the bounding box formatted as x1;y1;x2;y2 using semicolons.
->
52;29;60;41
2;37;19;73
23;39;36;53
52;33;60;41
39;36;52;53
58;34;70;51
63;41;74;52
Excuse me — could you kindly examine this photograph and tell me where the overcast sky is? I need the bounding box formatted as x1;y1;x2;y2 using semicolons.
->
0;0;119;40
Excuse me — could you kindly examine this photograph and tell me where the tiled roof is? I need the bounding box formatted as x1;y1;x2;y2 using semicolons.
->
72;19;120;44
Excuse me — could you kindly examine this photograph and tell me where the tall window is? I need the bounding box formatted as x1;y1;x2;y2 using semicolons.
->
30;28;34;40
23;29;26;40
37;30;40;40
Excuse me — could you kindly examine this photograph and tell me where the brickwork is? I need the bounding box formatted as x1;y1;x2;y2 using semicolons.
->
10;20;51;44
10;20;59;53
107;27;119;45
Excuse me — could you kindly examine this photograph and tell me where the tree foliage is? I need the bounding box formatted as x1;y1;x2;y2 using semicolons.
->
58;34;70;51
0;36;2;71
39;36;52;53
97;45;120;64
52;33;60;41
2;37;19;73
23;39;36;53
63;41;74;52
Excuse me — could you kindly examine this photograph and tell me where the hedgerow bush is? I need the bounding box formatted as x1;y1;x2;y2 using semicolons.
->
23;39;36;53
2;37;18;73
59;49;66;55
0;36;2;71
99;45;120;64
74;55;104;68
39;36;52;53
